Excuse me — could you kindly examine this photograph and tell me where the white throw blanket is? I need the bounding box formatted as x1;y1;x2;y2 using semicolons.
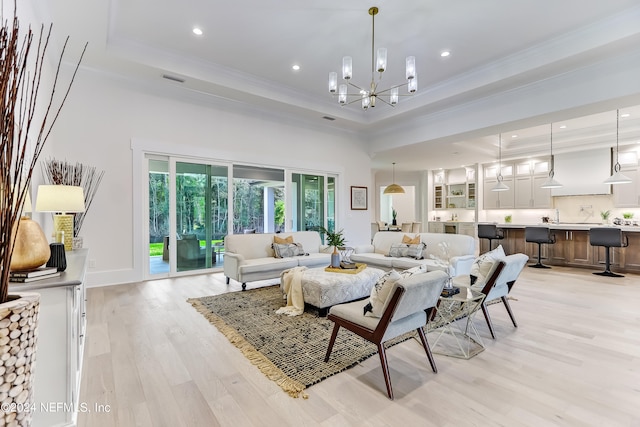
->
276;266;308;316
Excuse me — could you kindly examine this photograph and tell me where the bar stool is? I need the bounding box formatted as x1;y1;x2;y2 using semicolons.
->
525;226;556;268
589;227;628;277
477;223;504;252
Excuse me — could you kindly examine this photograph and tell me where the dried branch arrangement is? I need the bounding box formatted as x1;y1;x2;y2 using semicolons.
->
0;5;86;303
42;158;105;237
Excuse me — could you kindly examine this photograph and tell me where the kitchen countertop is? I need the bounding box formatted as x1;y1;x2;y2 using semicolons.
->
495;223;640;232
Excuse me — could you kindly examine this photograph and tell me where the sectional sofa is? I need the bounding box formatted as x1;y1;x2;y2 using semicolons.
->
224;231;331;290
350;232;476;276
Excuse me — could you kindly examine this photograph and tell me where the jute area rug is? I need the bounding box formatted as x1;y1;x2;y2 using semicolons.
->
187;285;416;399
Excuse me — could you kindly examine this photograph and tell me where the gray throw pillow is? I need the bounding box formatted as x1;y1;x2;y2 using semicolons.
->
405;242;426;259
272;242;305;258
388;243;409;258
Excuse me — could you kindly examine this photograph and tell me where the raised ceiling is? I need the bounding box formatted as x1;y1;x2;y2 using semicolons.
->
36;0;640;170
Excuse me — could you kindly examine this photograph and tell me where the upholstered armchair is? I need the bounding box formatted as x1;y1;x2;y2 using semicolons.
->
324;270;448;399
453;253;529;339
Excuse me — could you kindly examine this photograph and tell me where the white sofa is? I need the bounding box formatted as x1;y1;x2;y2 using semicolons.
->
350;232;476;276
224;231;331;290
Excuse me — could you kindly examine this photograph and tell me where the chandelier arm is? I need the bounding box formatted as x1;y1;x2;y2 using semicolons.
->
346;81;367;92
375;82;409;95
374;96;395;107
341;97;367;106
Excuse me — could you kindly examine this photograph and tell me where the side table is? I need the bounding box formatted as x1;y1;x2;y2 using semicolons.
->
427;287;486;359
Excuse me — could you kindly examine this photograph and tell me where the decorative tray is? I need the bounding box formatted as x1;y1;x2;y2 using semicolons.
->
324;263;367;274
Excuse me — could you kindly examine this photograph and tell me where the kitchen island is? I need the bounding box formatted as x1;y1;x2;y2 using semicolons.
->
481;223;640;274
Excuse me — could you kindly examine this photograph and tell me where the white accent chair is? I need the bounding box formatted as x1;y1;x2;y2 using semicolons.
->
324;270;449;400
453;253;529;339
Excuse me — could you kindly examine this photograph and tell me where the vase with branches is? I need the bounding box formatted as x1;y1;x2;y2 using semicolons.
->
42;157;105;246
0;6;85;425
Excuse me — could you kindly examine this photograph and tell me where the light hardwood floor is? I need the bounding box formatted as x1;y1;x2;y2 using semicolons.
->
78;266;640;427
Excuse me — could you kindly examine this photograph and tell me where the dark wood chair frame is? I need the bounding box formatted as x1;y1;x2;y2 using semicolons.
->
474;261;517;339
324;287;437;400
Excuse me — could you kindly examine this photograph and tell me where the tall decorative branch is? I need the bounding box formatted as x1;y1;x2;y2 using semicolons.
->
41;158;105;237
0;7;86;304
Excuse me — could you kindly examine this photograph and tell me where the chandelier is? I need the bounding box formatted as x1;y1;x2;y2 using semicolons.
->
328;6;417;109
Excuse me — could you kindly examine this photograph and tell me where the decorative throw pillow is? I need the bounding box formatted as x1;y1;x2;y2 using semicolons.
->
470;245;506;285
274;235;294;244
402;234;420;245
403;265;427;275
363;270;402;317
405;242;426;259
272;242;305;258
388;243;409;257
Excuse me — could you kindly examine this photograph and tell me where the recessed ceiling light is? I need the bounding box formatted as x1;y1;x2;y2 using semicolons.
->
559;125;567;129
192;27;203;36
440;51;450;57
292;64;300;71
621;113;630;118
511;134;518;138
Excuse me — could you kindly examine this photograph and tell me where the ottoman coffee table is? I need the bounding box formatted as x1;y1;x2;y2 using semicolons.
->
299;265;385;316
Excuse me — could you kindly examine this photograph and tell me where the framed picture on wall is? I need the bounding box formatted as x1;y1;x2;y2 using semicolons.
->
351;186;367;210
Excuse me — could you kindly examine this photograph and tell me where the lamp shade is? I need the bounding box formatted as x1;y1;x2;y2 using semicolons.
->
383;183;405;194
491;179;510;192
603;170;632;185
35;185;86;213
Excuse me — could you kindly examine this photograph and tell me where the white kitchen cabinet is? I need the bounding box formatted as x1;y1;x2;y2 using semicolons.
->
9;250;88;427
484;177;514;209
613;166;640;207
514;175;551;208
428;222;445;233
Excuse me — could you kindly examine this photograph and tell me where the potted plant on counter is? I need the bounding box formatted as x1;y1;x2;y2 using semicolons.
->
319;227;345;268
600;210;611;225
391;208;398;226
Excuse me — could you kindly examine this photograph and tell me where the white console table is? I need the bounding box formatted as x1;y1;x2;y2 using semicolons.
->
9;249;88;427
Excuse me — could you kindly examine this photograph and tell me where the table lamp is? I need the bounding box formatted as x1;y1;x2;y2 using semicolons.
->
10;194;52;271
36;185;85;251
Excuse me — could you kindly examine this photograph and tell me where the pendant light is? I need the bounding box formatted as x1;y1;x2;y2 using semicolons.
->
603;109;632;185
492;134;509;192
383;162;405;194
541;123;563;189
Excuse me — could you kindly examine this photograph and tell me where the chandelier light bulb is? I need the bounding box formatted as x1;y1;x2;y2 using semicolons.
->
376;48;387;73
408;74;418;93
390;87;399;105
362;93;370;109
342;56;352;80
328;72;337;93
406;56;416;80
338;84;347;104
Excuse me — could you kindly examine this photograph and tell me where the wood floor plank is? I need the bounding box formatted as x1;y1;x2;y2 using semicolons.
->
78;267;640;426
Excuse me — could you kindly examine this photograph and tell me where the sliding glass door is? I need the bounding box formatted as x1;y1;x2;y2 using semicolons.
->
145;155;338;278
175;161;229;272
147;156;229;277
291;173;336;238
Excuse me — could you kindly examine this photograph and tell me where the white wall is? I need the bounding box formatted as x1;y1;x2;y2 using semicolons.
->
40;70;373;286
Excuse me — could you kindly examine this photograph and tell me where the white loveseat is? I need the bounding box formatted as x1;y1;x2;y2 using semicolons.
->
224;231;331;290
350;232;476;276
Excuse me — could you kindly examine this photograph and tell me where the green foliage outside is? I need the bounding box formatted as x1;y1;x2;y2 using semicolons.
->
148;240;224;256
